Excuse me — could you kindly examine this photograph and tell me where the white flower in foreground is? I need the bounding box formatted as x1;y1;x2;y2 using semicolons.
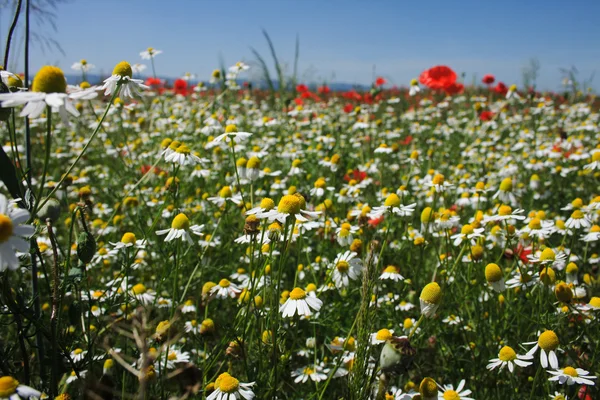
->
0;65;97;125
211;124;253;144
0;194;34;271
208;372;255;400
280;287;322;318
523;330;561;369
331;251;363;288
0;375;42;399
101;61;148;98
547;366;596;386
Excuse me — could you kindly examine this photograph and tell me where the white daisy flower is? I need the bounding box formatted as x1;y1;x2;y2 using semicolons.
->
523;330;561;369
291;364;328;383
207;372;255;400
0;376;42;399
437;379;474;400
0;194;34;271
331;251;363;288
71;59;95;72
210;279;242;299
280;287;322;318
101;61;148;98
486;345;533;372
547;366;596;386
155;213;204;244
140;47;162;60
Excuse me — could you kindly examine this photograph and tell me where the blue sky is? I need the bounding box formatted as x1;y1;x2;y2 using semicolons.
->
1;0;600;90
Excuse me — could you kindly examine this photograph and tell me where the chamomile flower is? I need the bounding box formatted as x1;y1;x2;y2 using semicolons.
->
101;61;148;98
370;328;395;345
210;279;242;299
155;213;204;244
524;330;561;369
130;283;156;305
565;210;591;230
420;282;442;318
331;251;363;288
0;65;97;125
483;205;526;224
207;372;255;400
484;263;505;292
164;348;190;370
71;59;94;72
109;232;146;251
437;379;474;400
492;178;517;205
409;79;420;96
265;194;320;224
451;224;484;246
0;376;42;399
140;47;162;60
0;194;34;271
164;143;205;166
547;366;597;386
583;149;600;170
380;265;404;281
291;364;328;383
280;287;322;318
212;124;253;144
486;345;533;372
335;222;359;246
368;194;416;219
581;225;600;242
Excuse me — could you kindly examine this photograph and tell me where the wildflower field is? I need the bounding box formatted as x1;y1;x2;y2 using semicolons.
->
0;46;599;400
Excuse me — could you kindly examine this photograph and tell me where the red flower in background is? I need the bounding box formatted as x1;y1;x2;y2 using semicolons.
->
444;82;464;95
419;65;457;90
482;74;495;85
145;77;162;87
343;103;354;113
494;82;508;96
375;76;387;86
401;135;414;145
173;79;188;95
296;84;308;93
479;110;494;121
317;85;330;94
343;169;367;183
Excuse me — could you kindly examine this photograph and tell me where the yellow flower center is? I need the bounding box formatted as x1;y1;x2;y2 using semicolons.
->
175;144;190;154
167;351;177;361
498;345;517;361
461;224;474;235
247;156;260;169
0;376;19;397
540;248;556;262
112;61;133;78
589;297;600;307
314;178;326;189
443;390;460;400
421;207;434;223
131;283;147;295
485;263;503;283
592;152;600;162
225;124;238;133
554;283;573;303
420;282;441;304
383;265;398;274
219;279;231;288
289;287;306;300
538;330;559;351
420;377;438;397
563;366;578;377
384;193;401;207
499;178;513;192
403;318;413;329
566;262;578;274
0;214;14;243
217;374;240;393
80;81;90;89
32;65;67;94
571;210;584;220
258;197;275;211
277;194;301;214
219;186;232;198
498;205;512;216
528;218;541;230
432;173;445;185
73;348;83;355
375;328;393;341
171;213;190;230
121;232;136;244
336;260;350;273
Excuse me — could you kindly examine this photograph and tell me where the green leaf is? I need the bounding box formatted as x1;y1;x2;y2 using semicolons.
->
0;146;23;201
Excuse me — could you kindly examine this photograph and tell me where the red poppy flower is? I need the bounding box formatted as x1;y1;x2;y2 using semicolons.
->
317;85;330;94
515;244;531;265
479;110;494;121
296;84;308;93
419;65;457;90
401;135;413;145
343;103;354;113
294;98;303;106
145;77;162;87
494;82;508;96
578;385;593;400
368;215;384;227
173;79;188;95
444;82;464;95
375;76;386;86
482;74;495;85
343;169;368;182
